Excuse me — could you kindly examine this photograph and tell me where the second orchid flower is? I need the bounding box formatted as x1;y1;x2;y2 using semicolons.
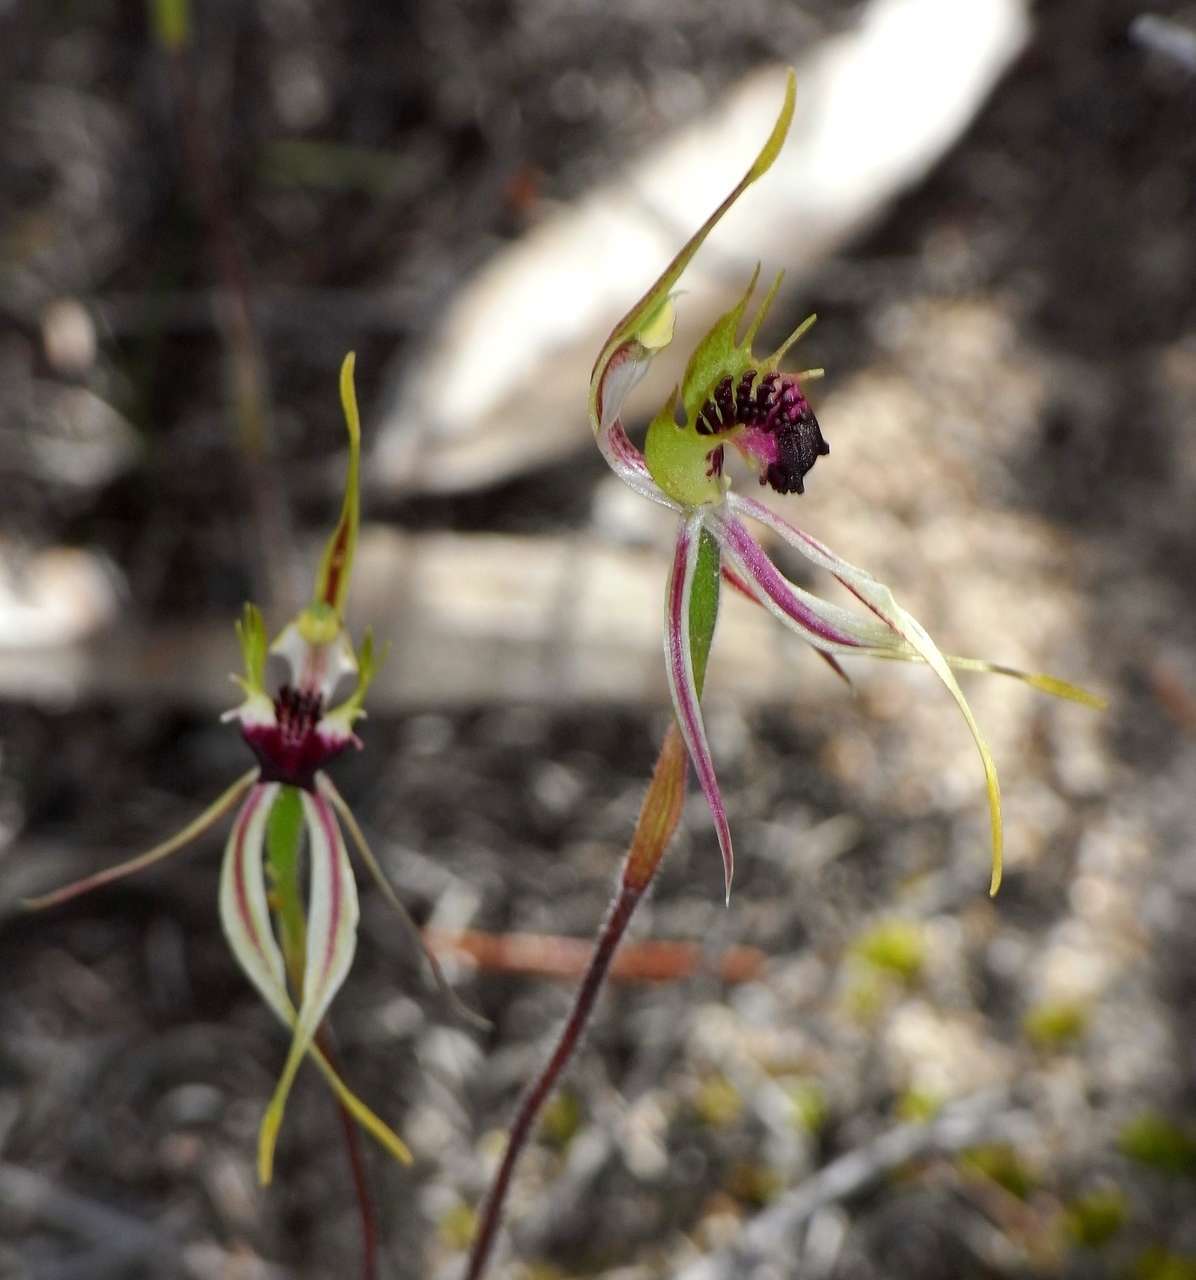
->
27;356;443;1184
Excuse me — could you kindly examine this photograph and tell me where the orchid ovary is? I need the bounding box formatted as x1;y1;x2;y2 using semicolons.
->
588;69;1104;902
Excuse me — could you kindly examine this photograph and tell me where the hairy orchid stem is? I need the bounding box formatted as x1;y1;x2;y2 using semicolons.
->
464;725;689;1280
464;883;642;1280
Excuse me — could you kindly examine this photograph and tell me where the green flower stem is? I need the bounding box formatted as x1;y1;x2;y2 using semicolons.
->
465;536;721;1279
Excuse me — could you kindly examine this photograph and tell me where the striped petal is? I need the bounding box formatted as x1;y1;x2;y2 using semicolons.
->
722;497;1105;708
726;493;1005;894
708;508;901;655
219;784;411;1182
665;514;734;902
220;783;288;1021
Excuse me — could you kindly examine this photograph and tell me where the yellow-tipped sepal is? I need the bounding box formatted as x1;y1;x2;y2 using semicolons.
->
312;353;363;620
588;69;797;444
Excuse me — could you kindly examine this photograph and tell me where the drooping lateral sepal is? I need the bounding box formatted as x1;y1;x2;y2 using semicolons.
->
665;515;735;902
318;773;490;1031
24;768;259;912
728;493;1007;893
708;508;901;654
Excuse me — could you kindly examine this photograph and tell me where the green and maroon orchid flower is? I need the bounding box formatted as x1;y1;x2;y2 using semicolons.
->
589;71;1101;904
27;355;416;1184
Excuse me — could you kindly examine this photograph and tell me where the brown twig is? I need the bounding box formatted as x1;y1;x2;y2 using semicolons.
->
424;926;765;984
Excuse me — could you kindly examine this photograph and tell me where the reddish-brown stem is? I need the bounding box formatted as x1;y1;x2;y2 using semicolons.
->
317;1027;379;1280
464;725;688;1279
335;1091;379;1280
464;882;641;1280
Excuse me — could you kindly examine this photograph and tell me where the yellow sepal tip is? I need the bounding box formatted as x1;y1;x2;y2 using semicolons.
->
256;1037;412;1186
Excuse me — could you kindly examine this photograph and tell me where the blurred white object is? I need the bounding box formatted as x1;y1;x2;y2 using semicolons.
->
374;0;1029;494
0;545;121;648
1131;13;1196;72
30;386;139;488
40;298;98;378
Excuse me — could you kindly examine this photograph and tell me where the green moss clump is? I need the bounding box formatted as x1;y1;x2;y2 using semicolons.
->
694;1074;744;1129
539;1090;583;1149
1062;1186;1127;1248
785;1079;828;1134
1134;1248;1196;1280
961;1144;1038;1200
727;1162;783;1206
852;921;926;984
437;1202;478;1251
1119;1112;1196;1177
1023;1000;1089;1050
897;1089;943;1123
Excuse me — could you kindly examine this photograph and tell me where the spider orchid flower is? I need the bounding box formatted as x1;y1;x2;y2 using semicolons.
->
589;71;1102;904
26;355;422;1184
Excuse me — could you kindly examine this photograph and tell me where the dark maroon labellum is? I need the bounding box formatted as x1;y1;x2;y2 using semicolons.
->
696;370;830;495
241;685;349;791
